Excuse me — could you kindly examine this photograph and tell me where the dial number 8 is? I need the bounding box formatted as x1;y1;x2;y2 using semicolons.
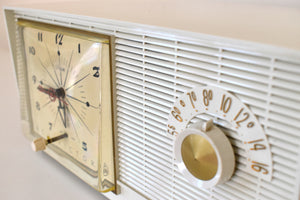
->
203;89;213;106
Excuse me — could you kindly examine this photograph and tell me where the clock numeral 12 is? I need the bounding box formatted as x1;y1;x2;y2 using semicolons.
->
55;33;64;45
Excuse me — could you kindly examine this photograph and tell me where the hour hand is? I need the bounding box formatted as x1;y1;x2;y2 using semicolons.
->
37;85;56;102
37;85;68;106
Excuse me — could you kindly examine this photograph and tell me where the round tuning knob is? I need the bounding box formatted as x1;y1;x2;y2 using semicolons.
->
174;119;235;188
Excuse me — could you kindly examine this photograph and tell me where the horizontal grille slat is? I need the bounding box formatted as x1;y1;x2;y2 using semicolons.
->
177;41;218;55
268;136;299;153
220;66;269;84
219;182;255;199
274;60;300;73
177;50;219;65
119;124;172;159
221;59;270;75
222;49;271;66
214;186;242;200
273;70;300;84
118;132;173;169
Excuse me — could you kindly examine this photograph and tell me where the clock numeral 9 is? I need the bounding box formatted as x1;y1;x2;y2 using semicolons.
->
32;75;37;84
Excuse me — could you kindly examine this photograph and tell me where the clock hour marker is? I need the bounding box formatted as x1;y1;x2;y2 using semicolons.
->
38;32;43;42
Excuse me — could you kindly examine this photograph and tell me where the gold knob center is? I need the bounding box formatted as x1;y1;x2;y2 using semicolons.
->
181;134;218;180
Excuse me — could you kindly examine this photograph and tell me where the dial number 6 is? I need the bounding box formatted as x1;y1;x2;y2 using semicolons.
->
171;106;183;122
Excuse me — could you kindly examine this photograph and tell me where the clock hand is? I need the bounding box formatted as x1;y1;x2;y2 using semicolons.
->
37;85;68;106
37;85;56;102
58;100;67;128
37;85;68;128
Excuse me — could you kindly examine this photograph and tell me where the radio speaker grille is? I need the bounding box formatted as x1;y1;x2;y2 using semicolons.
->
114;32;300;200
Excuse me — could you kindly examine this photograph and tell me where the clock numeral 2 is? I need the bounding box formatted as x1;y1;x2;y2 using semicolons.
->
93;66;100;77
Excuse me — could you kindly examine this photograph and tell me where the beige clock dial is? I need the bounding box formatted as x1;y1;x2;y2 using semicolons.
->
24;26;105;171
19;20;115;192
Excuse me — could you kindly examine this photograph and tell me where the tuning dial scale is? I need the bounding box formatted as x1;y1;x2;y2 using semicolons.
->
167;86;273;188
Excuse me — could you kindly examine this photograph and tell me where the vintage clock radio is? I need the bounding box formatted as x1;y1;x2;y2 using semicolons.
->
4;2;300;200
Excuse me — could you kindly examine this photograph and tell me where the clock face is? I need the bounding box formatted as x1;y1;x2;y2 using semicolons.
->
22;22;109;172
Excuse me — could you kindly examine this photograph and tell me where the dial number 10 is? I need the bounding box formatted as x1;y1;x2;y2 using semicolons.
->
220;94;232;113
